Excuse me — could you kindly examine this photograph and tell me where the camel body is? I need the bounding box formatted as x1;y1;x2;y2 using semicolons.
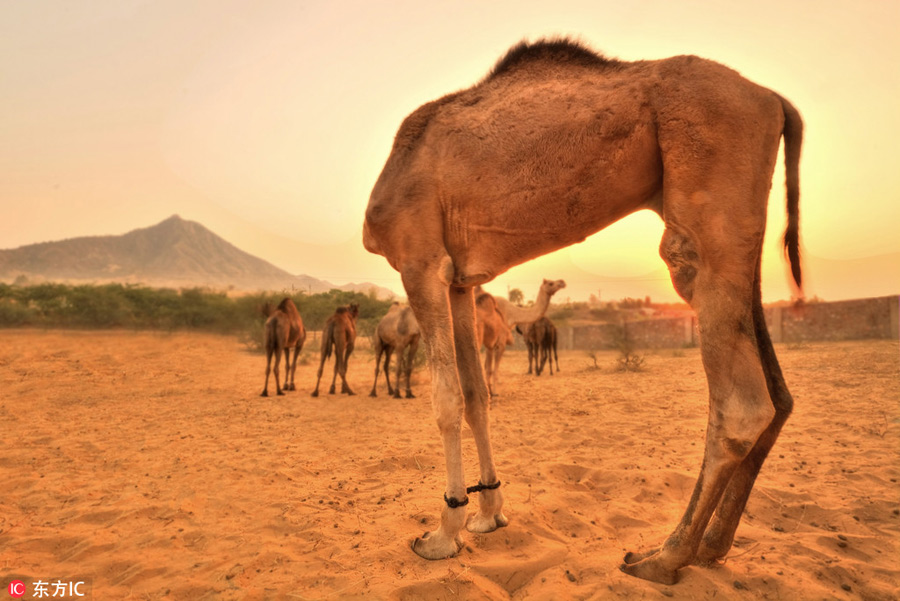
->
371;303;421;398
474;291;513;396
521;317;558;375
312;304;359;397
261;298;306;396
363;39;802;585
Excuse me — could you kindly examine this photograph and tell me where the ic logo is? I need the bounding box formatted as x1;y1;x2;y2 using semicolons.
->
8;581;26;598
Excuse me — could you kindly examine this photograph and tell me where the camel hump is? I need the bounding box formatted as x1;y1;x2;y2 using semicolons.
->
475;292;496;309
487;37;620;81
277;297;300;318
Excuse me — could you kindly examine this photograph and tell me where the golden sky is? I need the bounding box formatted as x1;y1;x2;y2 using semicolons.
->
2;0;898;302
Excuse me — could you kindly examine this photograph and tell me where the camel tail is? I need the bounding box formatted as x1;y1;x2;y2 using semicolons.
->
321;319;336;361
779;94;803;291
264;318;278;354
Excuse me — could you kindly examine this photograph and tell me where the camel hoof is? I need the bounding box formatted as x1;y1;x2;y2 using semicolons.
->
694;543;729;566
392;392;402;399
288;384;296;391
311;390;319;397
277;390;285;396
346;391;356;396
369;391;377;398
623;548;658;565
619;553;680;585
466;512;509;533
260;390;268;397
411;531;462;560
406;392;416;399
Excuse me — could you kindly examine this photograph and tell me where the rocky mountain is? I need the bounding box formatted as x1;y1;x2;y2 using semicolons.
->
0;215;396;298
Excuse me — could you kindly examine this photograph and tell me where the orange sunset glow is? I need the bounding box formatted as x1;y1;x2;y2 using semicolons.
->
2;1;898;303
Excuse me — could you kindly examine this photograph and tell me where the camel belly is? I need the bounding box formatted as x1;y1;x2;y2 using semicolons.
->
439;122;662;281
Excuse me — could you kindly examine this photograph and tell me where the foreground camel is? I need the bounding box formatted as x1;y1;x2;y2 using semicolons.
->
363;38;802;584
494;279;566;331
261;297;306;397
520;317;558;376
370;303;421;398
474;291;513;396
312;303;359;397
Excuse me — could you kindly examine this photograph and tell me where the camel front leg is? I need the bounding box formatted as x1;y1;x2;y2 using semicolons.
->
403;262;467;560
449;287;508;534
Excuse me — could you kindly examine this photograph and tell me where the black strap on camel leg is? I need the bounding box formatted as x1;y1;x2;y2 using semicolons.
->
443;480;502;508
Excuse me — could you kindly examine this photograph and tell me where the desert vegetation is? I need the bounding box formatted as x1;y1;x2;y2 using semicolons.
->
0;283;392;348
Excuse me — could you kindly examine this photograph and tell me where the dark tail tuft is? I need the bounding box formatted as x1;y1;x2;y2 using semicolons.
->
780;94;803;292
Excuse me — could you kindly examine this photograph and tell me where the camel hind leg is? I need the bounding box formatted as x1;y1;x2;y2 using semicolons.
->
272;345;284;396
695;259;794;563
261;347;274;397
312;332;332;397
383;346;395;396
339;342;355;395
370;338;385;397
287;345;300;391
621;189;778;584
404;337;420;398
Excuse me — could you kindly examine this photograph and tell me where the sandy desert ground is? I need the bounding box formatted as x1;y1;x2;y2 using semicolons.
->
1;329;898;600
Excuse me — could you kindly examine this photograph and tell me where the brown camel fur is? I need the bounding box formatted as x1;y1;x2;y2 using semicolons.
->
261;297;306;397
474;291;513;397
493;279;566;331
370;302;421;398
520;317;558;376
363;38;802;585
312;303;359;397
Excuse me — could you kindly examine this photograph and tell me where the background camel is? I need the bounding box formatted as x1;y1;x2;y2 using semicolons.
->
261;297;306;397
363;38;802;585
494;279;566;331
312;303;359;397
370;302;421;398
474;291;513;397
519;317;559;376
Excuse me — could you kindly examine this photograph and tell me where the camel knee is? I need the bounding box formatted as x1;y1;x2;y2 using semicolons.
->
432;393;464;434
659;228;699;303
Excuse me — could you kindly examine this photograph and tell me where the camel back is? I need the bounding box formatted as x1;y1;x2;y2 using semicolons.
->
366;38;803;293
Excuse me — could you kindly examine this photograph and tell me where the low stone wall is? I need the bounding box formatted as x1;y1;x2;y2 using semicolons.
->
548;295;898;350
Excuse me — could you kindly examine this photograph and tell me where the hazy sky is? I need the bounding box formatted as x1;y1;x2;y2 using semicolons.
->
2;1;898;302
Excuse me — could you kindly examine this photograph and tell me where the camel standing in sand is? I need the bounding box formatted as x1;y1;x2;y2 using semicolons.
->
363;38;802;585
474;291;513;397
520;317;559;376
261;298;306;397
312;303;359;397
370;303;421;398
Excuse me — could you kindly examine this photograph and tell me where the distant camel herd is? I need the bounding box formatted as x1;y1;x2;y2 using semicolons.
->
259;279;563;399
